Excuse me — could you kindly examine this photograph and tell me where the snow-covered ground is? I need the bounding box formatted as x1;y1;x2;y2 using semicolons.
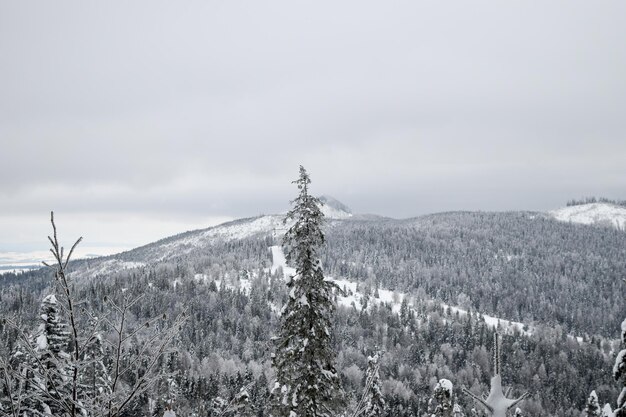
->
270;245;293;275
549;203;626;230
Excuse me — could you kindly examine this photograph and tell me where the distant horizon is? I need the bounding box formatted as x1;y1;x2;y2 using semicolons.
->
1;195;624;260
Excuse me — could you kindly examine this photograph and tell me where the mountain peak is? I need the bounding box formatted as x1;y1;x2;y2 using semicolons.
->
318;195;353;219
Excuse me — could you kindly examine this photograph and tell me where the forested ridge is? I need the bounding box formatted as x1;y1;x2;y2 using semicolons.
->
1;208;625;416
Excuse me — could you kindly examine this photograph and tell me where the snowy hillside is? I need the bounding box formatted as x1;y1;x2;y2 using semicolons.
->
159;215;285;252
67;196;356;278
269;245;537;338
549;203;626;230
67;215;285;278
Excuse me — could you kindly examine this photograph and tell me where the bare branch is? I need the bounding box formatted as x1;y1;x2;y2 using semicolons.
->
507;392;530;411
462;387;494;413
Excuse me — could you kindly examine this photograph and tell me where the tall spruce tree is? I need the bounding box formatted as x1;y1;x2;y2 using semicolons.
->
271;166;343;417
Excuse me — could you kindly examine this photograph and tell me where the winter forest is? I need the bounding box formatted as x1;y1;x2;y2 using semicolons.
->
0;167;625;417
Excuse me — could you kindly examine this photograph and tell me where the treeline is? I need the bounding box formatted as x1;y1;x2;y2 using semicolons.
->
566;197;626;207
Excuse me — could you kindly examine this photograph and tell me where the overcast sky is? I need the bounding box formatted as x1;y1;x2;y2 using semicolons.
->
1;1;625;253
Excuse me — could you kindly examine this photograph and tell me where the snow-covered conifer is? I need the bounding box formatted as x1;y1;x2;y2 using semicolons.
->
613;318;626;417
271;166;343;417
431;379;453;417
586;390;602;417
351;351;384;417
30;294;71;415
603;403;615;417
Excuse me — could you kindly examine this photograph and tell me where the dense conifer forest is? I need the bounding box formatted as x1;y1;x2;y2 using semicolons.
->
1;203;625;416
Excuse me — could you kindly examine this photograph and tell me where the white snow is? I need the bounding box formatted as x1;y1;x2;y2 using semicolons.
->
549;203;626;230
437;378;453;393
43;294;57;304
602;403;614;417
36;333;48;350
271;246;295;276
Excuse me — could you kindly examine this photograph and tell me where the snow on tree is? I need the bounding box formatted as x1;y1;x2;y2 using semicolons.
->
20;293;72;416
271;166;344;417
0;212;187;417
209;384;252;416
462;333;528;417
613;317;626;417
514;407;523;417
351;351;385;417
586;390;603;417
453;403;465;417
603;403;615;417
77;317;111;409
431;379;454;417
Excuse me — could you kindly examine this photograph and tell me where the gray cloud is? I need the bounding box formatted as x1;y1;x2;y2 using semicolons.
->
1;0;625;249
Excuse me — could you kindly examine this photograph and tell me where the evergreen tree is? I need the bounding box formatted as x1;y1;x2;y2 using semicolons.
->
29;294;71;415
431;379;453;417
271;166;343;417
613;317;626;417
353;351;385;417
586;391;602;417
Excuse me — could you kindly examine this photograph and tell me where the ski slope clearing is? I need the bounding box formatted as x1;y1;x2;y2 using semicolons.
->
550;203;626;230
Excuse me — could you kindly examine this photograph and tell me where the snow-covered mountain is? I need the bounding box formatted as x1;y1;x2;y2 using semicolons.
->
549;203;626;230
318;195;353;219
